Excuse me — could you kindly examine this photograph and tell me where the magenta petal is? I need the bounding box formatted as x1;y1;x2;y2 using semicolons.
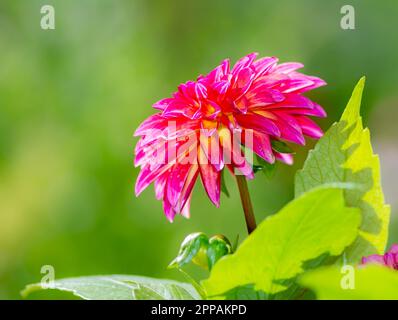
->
199;163;221;207
154;173;168;200
153;98;174;111
274;62;304;74
271;113;305;145
179;165;199;211
296;116;324;139
236;113;281;137
384;253;397;268
242;130;274;164
252;56;278;76
166;164;192;207
180;195;191;218
163;195;177;222
361;254;385;266
232;52;258;74
275;152;293;165
389;244;398;254
134;114;165;136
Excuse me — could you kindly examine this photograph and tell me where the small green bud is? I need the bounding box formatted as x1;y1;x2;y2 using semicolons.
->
168;232;208;270
168;233;233;271
207;235;232;270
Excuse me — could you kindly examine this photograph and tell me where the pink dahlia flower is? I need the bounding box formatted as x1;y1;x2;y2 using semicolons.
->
361;244;398;270
134;53;326;221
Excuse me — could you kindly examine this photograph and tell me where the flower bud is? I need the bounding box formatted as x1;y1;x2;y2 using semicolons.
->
168;233;233;271
168;232;209;269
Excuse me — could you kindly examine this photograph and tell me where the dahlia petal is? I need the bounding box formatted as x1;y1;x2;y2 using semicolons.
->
277;104;327;118
296;116;324;139
281;77;316;94
198;148;221;207
245;88;285;107
166;164;192;207
389;244;398;254
384;253;397;268
135;163;172;196
163;101;201;119
199;133;224;171
212;80;230;96
254;73;289;89
268;112;305;145
179;164;199;211
274;152;293;165
274;62;304;74
135;139;197;195
231;68;256;103
236;113;281;137
251;131;275;163
265;94;314;109
134;139;167;167
232;52;258;74
252;56;278;76
227;160;255;179
134;114;166;136
206;59;230;84
180;195;191;218
163;195;177;222
178;81;197;100
153;98;174;111
299;76;327;92
195;82;208;99
361;254;386;266
282;74;326;93
154;173;168;200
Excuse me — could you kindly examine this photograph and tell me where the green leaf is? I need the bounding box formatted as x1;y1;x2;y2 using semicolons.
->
299;265;398;300
271;140;294;154
21;275;201;300
202;188;361;299
295;77;390;263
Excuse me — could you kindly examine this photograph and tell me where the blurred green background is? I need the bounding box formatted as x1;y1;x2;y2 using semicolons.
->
0;0;397;299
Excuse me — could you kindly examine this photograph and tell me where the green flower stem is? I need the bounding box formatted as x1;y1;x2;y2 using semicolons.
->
236;175;257;234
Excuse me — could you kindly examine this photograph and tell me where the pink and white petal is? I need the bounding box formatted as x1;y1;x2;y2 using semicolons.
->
296;116;324;139
135;162;174;196
235;113;281;137
274;62;304;74
251;131;275;163
389;244;398;254
361;254;385;266
163;195;177;222
231;52;258;75
180;195;192;218
153;98;174;110
274;152;294;165
166;164;192;207
198;147;221;207
277;104;327;118
252;57;278;77
154;172;168;200
178;164;199;213
268;112;305;145
134;114;166;136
